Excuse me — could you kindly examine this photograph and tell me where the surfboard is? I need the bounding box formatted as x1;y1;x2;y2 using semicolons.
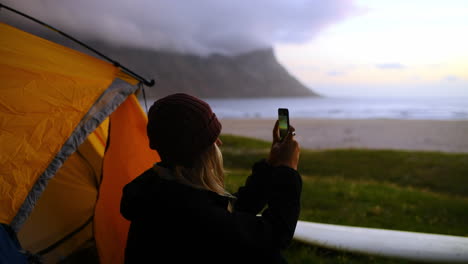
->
294;221;468;262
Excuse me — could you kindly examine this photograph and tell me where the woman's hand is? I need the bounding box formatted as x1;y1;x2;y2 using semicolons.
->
267;121;300;170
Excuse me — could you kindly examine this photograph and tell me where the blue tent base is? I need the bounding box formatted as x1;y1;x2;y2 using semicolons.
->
0;224;27;264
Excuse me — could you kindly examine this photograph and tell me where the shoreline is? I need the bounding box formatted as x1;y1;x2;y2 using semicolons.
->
219;118;468;153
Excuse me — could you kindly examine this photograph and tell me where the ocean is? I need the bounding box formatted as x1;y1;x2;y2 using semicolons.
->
200;96;468;120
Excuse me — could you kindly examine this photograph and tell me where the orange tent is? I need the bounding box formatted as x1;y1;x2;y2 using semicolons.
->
0;22;159;263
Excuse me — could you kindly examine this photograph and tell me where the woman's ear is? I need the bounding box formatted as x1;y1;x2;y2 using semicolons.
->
215;138;223;147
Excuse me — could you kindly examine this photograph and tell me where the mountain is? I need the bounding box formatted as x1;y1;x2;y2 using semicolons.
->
104;47;319;98
9;22;318;98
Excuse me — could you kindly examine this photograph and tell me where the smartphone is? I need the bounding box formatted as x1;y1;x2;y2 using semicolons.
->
278;108;290;141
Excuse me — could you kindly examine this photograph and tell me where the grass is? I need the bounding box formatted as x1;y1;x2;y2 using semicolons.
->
220;134;468;264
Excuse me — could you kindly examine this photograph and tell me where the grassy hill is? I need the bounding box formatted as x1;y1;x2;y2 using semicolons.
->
61;134;468;264
220;134;468;264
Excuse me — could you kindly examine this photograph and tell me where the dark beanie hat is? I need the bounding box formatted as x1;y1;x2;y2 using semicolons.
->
147;93;222;167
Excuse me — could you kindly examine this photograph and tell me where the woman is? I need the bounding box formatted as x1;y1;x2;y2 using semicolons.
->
120;93;301;264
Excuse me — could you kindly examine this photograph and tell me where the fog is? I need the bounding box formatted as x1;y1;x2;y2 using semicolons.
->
1;0;356;55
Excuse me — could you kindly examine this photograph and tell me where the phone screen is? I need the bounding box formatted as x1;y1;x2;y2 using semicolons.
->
278;108;289;141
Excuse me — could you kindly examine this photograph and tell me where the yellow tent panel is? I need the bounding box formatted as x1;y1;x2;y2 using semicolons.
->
95;95;160;264
0;22;118;224
17;118;108;261
0;20;155;264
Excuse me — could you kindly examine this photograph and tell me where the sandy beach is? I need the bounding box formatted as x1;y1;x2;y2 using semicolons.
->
220;119;468;153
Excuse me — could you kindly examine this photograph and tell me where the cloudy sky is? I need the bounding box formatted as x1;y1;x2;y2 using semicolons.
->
2;0;467;97
275;0;468;97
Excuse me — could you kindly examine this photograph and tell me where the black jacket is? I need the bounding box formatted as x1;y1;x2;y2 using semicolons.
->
120;160;302;264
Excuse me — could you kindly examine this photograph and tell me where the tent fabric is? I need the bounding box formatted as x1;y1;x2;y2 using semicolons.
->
11;79;136;232
1;21;156;264
0;224;27;264
0;21;116;226
17;119;109;263
94;94;160;264
0;22;138;231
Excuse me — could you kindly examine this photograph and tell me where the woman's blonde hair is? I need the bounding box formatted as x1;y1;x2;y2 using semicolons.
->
173;143;229;196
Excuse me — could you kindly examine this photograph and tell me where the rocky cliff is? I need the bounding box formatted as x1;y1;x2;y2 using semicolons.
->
106;47;318;98
9;22;318;98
